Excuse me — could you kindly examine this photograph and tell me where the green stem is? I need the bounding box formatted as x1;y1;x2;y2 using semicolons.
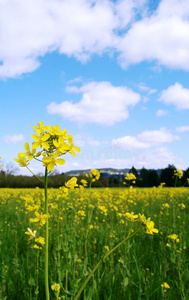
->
44;167;50;300
74;227;141;300
26;165;44;183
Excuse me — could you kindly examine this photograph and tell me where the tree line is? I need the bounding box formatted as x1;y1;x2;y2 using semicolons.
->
0;164;189;188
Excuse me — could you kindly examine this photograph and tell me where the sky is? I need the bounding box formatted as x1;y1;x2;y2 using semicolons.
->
1;0;189;176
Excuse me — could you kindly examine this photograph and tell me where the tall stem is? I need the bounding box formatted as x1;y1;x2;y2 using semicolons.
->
44;167;50;300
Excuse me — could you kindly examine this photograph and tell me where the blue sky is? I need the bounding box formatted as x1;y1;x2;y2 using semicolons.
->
1;0;189;175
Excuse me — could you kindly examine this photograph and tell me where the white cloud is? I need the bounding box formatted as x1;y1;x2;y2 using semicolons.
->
176;125;189;132
47;81;141;125
0;0;120;79
2;0;189;79
156;109;168;117
158;82;189;109
117;0;189;70
4;134;25;144
113;128;179;150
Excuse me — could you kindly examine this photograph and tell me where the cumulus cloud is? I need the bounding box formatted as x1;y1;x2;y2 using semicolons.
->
4;134;25;143
176;125;189;132
47;81;141;125
1;0;189;79
0;0;118;79
113;128;179;151
117;0;189;70
158;82;189;109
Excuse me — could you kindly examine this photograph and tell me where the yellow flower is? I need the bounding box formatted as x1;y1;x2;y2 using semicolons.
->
138;213;146;224
67;138;80;157
24;142;36;160
125;173;136;181
14;153;29;167
178;203;186;209
29;211;47;226
33;244;42;250
31;121;46;134
168;234;179;242
90;169;100;182
51;283;60;296
125;212;138;222
80;179;88;187
42;150;65;172
32;133;50;150
35;236;45;245
145;218;158;235
174;169;183;178
65;177;78;189
161;282;170;292
25;228;37;240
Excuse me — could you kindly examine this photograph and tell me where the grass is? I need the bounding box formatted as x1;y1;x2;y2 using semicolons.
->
0;187;189;299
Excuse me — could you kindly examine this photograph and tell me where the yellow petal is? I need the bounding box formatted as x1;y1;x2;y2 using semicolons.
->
24;142;30;152
47;163;55;172
42;134;50;141
73;146;80;152
42;142;49;150
56;159;65;165
32;142;40;149
32;134;40;141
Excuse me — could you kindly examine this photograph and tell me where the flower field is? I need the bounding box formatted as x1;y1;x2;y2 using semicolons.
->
0;186;188;299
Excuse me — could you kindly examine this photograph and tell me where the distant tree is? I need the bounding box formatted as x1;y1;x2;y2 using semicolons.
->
138;167;159;187
129;166;138;178
182;167;189;186
139;167;149;187
160;164;176;187
147;170;159;187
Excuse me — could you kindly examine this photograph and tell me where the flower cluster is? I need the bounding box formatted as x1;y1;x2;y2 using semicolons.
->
125;212;159;235
161;282;170;293
51;283;61;299
124;173;136;185
25;228;45;250
174;169;183;179
168;233;179;243
14;121;80;172
89;169;100;182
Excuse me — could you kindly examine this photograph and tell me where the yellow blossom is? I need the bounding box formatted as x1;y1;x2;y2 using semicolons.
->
42;150;65;172
35;236;45;245
65;177;78;189
125;212;138;222
25;228;37;240
29;211;48;226
145;218;159;235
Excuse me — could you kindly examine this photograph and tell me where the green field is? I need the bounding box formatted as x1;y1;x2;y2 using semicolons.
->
0;187;188;299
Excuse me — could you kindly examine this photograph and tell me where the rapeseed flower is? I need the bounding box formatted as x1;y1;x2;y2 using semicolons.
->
25;228;37;240
125;212;138;222
90;169;100;182
161;282;170;293
145;218;159;235
65;177;78;189
14;153;29;167
29;211;47;226
35;236;45;245
42;150;65;172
